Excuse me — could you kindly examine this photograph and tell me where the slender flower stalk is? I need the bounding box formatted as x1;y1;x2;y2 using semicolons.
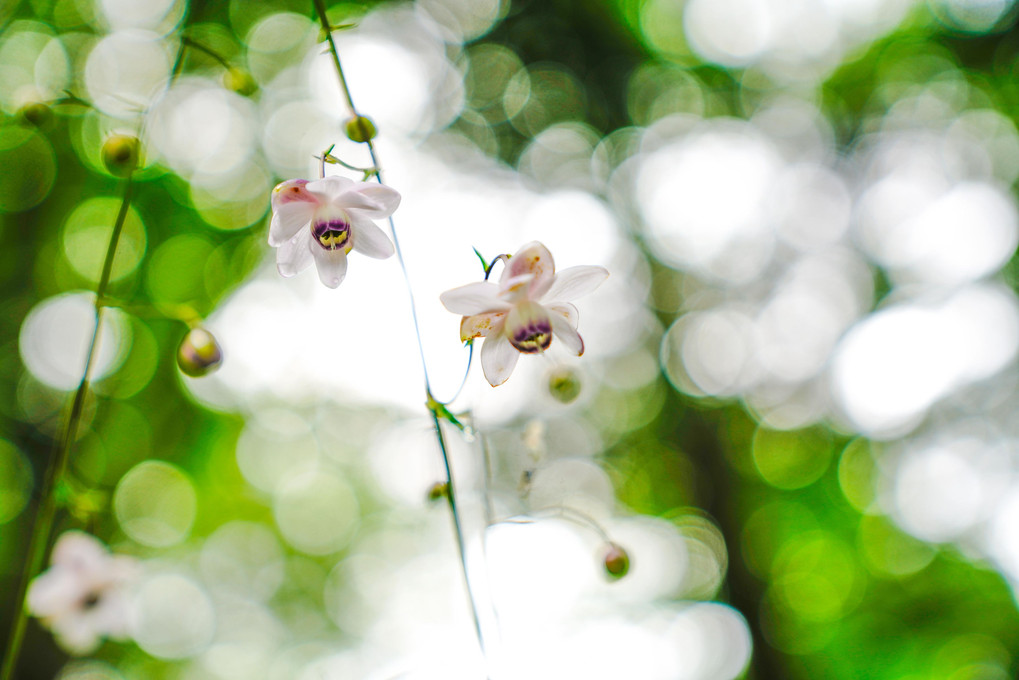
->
1;173;134;680
309;0;497;670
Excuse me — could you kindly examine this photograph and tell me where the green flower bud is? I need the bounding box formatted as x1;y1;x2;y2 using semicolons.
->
17;101;52;129
344;115;377;143
427;481;449;503
548;366;582;404
602;543;630;580
177;328;223;377
223;67;258;97
101;134;140;177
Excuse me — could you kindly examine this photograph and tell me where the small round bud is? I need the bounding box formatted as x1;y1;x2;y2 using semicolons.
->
344;115;377;143
223;67;258;97
177;328;223;378
17;101;52;128
101;134;140;177
427;481;449;503
547;366;582;404
602;543;630;580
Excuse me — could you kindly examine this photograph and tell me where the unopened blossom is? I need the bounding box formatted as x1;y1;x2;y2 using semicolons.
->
27;531;138;654
269;175;401;288
440;241;608;386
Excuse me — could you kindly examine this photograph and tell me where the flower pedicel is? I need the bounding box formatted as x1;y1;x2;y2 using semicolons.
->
440;241;608;386
269;176;401;288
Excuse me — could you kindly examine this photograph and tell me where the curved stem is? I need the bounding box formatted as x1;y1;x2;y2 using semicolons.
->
1;174;134;680
310;1;494;673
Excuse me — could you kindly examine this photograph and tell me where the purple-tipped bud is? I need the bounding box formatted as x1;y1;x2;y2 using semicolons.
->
548;366;582;403
344;115;378;143
177;328;223;377
102;134;140;177
224;67;258;97
427;481;449;503
603;543;630;580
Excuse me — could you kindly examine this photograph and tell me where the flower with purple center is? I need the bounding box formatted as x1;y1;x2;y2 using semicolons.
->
269;175;401;288
27;531;139;655
440;241;609;386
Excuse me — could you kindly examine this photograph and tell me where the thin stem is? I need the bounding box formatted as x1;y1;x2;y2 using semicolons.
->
430;410;486;654
310;2;494;672
1;174;134;680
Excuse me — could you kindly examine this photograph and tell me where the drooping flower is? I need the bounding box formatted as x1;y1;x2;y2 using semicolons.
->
269;176;401;288
440;241;608;386
27;531;139;655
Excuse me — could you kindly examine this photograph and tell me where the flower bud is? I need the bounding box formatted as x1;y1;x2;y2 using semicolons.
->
177;328;223;377
17;101;52;128
547;366;582;404
427;481;449;503
101;134;140;177
223;67;258;96
602;543;629;580
344;115;377;143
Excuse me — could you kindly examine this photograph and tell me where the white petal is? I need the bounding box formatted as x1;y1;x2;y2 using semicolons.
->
311;243;348;288
460;311;507;341
440;282;510;315
546;302;579;329
53;615;102;655
306;175;353;199
276;230;314;277
27;570;81;618
543;265;609;303
268;202;315;246
350;216;395;259
481;333;520;386
550;310;584;355
270;179;314;209
342;183;401;218
51;531;107;571
500;242;555;297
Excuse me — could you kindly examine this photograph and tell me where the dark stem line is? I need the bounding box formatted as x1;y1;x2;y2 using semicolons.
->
430;411;486;656
309;2;491;670
0;174;134;680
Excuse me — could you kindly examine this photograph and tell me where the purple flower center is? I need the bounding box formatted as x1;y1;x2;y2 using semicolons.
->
510;318;552;353
313;219;351;250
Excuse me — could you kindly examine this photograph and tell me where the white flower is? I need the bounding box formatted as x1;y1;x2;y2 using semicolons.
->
269;176;401;288
27;531;138;655
440;241;608;386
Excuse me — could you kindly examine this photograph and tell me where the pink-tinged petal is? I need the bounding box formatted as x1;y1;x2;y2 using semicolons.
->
342;183;401;218
269;201;316;246
460;311;507;341
440;281;510;315
500;242;555;297
499;273;536;303
549;310;584;355
310;241;348;288
27;570;81;618
546;302;580;329
543;265;609;303
350;216;395;259
306;175;354;199
271;179;315;209
276;230;314;277
51;532;107;570
481;333;520;386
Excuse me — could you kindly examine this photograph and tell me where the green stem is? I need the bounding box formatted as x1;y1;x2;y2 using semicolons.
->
0;174;134;680
429;409;487;655
310;1;494;670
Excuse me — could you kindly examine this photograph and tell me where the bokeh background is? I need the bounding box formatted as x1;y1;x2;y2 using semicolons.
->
4;0;1019;677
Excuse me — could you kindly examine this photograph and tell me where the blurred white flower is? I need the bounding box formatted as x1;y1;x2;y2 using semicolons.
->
268;176;401;288
27;531;138;655
440;241;608;386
